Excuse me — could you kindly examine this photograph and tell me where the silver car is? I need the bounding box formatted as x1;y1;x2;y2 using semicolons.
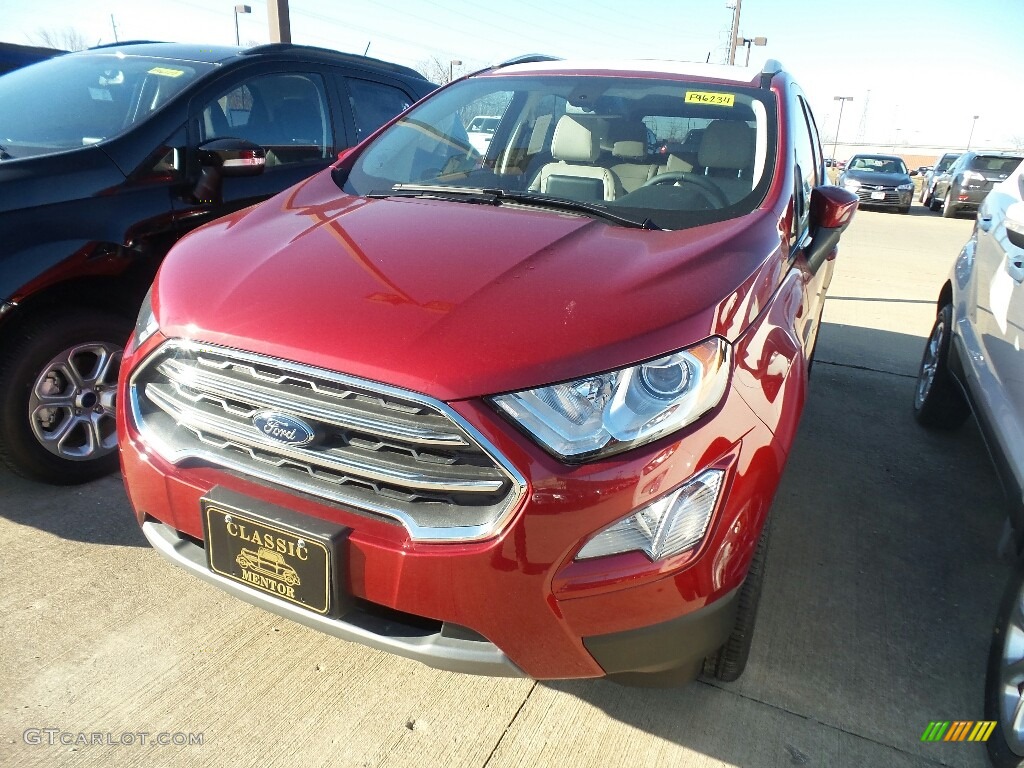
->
912;160;1024;766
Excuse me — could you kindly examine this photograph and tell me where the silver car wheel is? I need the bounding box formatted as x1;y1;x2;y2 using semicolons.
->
28;341;122;461
915;317;944;409
998;581;1024;754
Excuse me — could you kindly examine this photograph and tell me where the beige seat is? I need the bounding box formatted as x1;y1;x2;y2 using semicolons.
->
531;115;621;202
606;122;659;193
694;120;756;203
658;153;695;175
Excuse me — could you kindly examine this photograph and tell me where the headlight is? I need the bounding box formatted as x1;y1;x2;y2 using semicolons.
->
492;337;730;461
575;468;725;561
130;287;159;353
897;182;914;191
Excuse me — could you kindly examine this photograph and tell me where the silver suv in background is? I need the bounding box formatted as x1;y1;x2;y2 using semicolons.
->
912;159;1024;766
919;151;959;207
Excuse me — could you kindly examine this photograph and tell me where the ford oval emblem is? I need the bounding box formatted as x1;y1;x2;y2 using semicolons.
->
252;411;315;447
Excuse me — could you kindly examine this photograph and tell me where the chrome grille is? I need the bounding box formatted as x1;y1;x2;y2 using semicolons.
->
128;341;525;541
855;185;900;204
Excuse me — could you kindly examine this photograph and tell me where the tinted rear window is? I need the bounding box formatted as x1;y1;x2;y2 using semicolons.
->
970;155;1022;173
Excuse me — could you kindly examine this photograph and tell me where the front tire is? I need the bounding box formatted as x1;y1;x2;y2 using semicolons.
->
985;565;1024;767
913;304;970;429
0;309;131;484
929;188;942;212
703;517;771;682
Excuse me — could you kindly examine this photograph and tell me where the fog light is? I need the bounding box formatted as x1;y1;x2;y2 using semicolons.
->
575;469;725;561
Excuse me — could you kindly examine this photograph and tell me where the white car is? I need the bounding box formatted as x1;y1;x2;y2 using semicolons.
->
465;114;500;154
913;159;1024;766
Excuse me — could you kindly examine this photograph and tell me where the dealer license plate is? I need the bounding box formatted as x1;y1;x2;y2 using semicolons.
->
203;500;333;615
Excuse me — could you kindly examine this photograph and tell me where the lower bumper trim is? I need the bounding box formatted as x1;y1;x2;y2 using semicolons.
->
583;587;739;682
142;519;525;678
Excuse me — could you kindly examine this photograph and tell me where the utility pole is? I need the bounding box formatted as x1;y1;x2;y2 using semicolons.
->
727;0;743;65
268;0;291;43
110;14;119;43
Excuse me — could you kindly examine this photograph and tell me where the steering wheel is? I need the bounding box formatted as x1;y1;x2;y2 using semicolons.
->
641;172;729;207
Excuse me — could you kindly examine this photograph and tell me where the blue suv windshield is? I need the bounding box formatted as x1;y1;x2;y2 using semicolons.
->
0;53;214;159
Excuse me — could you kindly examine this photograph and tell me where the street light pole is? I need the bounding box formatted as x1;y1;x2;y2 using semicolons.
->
967;115;979;150
449;59;462;83
832;96;853;163
234;4;251;46
736;35;767;66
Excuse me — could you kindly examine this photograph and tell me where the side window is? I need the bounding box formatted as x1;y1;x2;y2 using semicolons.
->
131;123;187;183
346;78;413;143
789;92;817;242
798;96;823;187
199;72;331;166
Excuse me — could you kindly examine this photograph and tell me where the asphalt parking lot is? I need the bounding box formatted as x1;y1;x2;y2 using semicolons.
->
0;202;1009;768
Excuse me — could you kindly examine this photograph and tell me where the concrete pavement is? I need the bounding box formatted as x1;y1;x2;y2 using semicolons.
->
0;202;1007;768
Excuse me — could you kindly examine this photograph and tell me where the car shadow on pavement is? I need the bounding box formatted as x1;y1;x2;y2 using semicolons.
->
539;325;1007;767
0;467;146;547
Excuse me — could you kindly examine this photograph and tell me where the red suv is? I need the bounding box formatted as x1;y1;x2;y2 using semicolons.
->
117;57;857;684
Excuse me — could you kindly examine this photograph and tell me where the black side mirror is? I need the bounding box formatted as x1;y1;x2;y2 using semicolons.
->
193;138;266;204
805;185;859;273
909;169;919;177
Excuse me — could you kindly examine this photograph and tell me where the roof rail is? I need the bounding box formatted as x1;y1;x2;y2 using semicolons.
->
240;43;428;80
495;54;563;68
759;58;783;88
464;54;562;80
87;40;165;50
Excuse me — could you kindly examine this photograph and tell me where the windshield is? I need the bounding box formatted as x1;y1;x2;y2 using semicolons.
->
848;156;908;175
341;74;777;231
0;52;214;160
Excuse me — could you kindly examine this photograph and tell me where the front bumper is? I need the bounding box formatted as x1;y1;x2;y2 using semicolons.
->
848;186;913;208
120;336;788;681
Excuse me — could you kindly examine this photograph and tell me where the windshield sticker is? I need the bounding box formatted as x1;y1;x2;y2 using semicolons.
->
148;67;185;78
685;91;735;107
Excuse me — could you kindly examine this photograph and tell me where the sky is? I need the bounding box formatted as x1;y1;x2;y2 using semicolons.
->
3;0;1022;152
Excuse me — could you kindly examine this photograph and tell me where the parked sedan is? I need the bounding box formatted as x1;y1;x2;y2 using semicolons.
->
838;154;916;214
919;151;959;207
912;159;1024;767
930;151;1023;218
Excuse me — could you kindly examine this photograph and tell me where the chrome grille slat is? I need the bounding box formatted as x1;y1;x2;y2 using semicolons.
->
128;341;526;541
144;382;505;494
156;357;468;447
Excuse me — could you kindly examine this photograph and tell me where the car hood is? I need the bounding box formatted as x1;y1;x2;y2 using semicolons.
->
842;169;912;186
153;170;783;400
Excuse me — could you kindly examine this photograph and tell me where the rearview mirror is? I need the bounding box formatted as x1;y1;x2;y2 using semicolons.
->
193;138;266;204
804;185;859;273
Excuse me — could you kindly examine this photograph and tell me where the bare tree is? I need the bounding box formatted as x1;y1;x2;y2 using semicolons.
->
31;27;90;51
417;55;460;85
1009;134;1024;152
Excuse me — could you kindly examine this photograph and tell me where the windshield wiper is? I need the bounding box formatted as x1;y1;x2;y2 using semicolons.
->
367;184;501;205
368;184;659;229
489;190;660;230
